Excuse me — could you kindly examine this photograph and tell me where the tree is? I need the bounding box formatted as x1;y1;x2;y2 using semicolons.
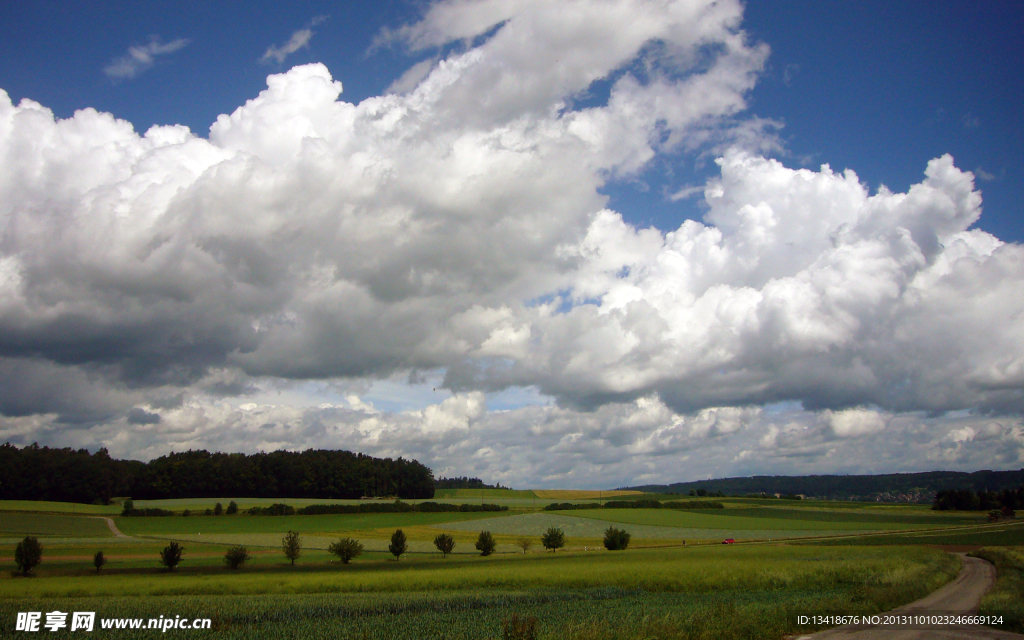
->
603;526;631;551
226;501;238;515
517;537;533;553
541;527;565;552
328;538;363;564
389;529;408;560
475;531;496;556
159;542;184;571
224;545;250;569
15;536;42;576
93;550;106;573
433;533;456;558
282;530;301;565
214;502;224;516
121;499;134;515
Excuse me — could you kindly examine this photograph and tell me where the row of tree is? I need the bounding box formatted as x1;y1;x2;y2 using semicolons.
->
13;523;631;577
931;486;1023;511
0;443;435;503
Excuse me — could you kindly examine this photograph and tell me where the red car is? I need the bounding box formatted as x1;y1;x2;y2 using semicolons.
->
722;538;735;544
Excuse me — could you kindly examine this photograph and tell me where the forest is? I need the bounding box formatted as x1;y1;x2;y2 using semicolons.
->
628;469;1024;499
0;443;435;504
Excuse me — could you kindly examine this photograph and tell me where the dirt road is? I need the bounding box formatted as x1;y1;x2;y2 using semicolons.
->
93;516;128;537
792;554;1021;640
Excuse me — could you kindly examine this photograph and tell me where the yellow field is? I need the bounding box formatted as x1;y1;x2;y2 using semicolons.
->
532;490;644;499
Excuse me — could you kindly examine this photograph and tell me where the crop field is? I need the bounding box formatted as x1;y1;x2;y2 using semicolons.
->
710;506;983;525
1;498;1015;639
433;488;539;499
532;490;644;499
565;508;939;532
0;514;113;538
0;544;961;638
436;511;905;542
115;510;508;536
804;520;1024;546
0;500;121;515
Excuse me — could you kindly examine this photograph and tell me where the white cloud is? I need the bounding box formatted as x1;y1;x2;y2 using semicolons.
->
104;37;189;80
825;408;888;438
261;28;315;64
1;0;1022;483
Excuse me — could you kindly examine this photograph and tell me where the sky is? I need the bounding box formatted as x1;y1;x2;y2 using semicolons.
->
0;0;1021;488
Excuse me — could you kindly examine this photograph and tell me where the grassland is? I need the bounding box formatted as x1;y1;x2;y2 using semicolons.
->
566;508;936;532
0;496;1013;639
114;510;508;537
971;547;1024;633
0;544;960;639
0;500;121;515
0;513;113;538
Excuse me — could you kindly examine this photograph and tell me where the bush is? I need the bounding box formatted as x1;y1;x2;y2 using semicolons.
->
541;527;565;552
389;529;408;559
476;531;497;556
159;542;184;571
93;550;106;573
248;503;295;516
517;537;533;553
226;500;238;515
121;499;134;516
603;526;631;551
15;536;42;575
214;502;224;516
224;545;250;569
282;530;301;565
182;509;191;517
328;538;363;564
433;533;456;558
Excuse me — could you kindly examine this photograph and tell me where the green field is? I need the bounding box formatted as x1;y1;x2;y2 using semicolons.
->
0;513;113;538
0;497;1016;639
433;488;539;499
115;510;508;536
0;500;121;515
0;544;961;638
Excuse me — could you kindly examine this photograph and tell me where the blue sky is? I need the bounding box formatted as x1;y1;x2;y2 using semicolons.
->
0;1;1021;487
2;1;1019;240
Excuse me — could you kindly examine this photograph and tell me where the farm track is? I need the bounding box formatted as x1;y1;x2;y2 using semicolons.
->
792;555;1024;640
94;516;128;537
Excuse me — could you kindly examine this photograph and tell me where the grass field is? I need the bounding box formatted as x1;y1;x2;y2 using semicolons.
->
972;547;1024;633
0;500;121;515
0;497;1013;639
115;510;508;536
0;544;960;639
565;508;938;532
0;513;113;538
711;506;983;525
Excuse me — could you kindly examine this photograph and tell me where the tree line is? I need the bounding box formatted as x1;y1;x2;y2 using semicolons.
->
434;476;510;490
932;486;1023;512
0;443;435;503
628;469;1024;500
12;523;632;577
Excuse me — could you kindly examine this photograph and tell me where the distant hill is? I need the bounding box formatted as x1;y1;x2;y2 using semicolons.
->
623;469;1024;502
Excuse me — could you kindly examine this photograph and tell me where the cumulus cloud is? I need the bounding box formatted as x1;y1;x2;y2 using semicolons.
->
1;0;1022;482
104;37;190;80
